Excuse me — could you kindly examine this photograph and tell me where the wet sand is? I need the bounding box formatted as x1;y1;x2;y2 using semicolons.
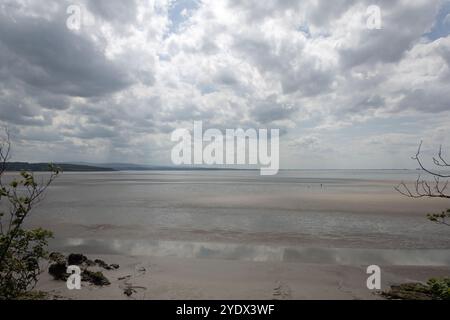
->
36;254;450;300
25;170;450;299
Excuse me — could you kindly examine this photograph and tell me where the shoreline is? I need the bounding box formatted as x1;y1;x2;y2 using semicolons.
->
36;253;450;300
24;171;450;300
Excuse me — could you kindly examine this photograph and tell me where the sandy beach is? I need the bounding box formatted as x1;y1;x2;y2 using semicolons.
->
27;171;450;300
36;254;450;300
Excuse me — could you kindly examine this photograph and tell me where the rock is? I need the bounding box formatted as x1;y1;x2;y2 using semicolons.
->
392;283;430;294
82;270;111;286
48;262;69;281
85;259;96;267
49;252;65;263
124;287;136;297
383;283;433;300
94;259;112;270
68;253;88;266
137;267;146;274
94;259;119;270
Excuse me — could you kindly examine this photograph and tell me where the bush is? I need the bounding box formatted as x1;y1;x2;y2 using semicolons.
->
383;278;450;300
427;277;450;300
0;130;59;299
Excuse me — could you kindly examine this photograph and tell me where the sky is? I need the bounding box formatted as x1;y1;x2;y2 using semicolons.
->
0;0;449;169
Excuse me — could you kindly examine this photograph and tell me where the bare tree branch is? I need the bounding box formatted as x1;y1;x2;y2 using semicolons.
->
433;145;450;167
413;141;450;178
0;127;11;177
396;142;450;227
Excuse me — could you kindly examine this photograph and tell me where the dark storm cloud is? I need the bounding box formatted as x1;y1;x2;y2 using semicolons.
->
0;11;132;98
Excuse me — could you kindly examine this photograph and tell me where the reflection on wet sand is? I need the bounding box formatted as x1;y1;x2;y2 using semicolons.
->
31;171;450;250
52;238;450;266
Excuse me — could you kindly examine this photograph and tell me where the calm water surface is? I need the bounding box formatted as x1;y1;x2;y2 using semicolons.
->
22;170;450;265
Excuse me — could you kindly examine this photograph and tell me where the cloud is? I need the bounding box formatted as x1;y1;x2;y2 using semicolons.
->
397;88;450;113
445;13;450;25
86;0;138;24
0;10;133;98
338;1;440;68
0;0;449;168
250;95;296;124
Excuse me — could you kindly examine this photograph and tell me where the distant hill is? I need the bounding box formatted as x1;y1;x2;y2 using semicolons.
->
72;162;161;171
70;162;240;171
4;162;116;172
4;162;254;172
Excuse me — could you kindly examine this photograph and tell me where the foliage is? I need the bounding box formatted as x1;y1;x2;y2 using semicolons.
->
383;278;450;300
4;162;114;172
427;277;450;300
427;209;450;226
0;128;59;299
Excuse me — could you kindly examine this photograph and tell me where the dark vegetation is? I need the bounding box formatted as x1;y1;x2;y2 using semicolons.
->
383;278;450;300
48;253;114;287
4;162;115;172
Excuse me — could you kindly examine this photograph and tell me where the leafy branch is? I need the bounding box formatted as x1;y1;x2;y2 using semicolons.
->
0;128;60;299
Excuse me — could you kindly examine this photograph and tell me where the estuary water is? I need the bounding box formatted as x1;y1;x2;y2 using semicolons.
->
22;170;450;265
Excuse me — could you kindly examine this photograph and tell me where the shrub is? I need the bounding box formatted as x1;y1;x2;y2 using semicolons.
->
0;130;59;299
427;277;450;300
